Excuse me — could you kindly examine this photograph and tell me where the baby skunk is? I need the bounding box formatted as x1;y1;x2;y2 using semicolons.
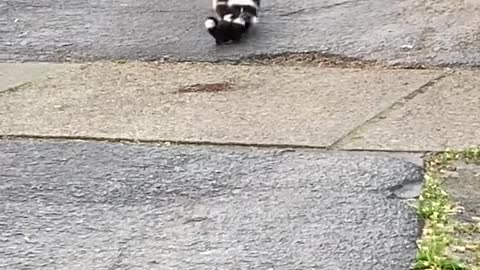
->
204;16;246;44
205;0;260;45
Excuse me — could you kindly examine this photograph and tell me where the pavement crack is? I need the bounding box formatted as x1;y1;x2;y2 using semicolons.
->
0;82;32;95
328;72;453;149
0;135;433;153
279;0;365;16
0;134;330;150
240;51;378;68
279;8;307;17
156;9;191;13
318;0;364;10
183;217;208;224
402;72;451;101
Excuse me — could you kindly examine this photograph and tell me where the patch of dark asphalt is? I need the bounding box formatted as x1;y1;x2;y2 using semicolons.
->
434;156;480;267
443;161;480;223
1;0;479;67
0;139;423;270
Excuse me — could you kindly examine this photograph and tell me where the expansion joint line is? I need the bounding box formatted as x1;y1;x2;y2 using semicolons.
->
328;72;453;149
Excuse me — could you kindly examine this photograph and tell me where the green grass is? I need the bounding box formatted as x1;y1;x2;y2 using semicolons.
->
415;146;480;270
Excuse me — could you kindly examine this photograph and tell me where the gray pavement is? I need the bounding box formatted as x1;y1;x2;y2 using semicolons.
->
0;139;423;270
1;0;479;266
1;0;480;66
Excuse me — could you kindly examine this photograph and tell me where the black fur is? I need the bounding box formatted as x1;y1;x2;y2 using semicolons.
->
206;17;245;45
205;0;260;45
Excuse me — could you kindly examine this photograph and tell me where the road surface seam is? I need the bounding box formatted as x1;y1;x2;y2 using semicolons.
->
0;135;431;154
327;72;453;149
152;53;437;69
0;82;33;95
278;0;361;17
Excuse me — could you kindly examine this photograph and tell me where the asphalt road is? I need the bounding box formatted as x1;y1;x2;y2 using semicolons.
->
1;0;479;66
0;139;423;270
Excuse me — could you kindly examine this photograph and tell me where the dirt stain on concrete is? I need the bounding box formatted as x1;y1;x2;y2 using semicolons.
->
176;82;234;93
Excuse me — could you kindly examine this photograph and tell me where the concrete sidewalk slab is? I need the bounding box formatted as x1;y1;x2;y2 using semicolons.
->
0;63;74;93
339;71;480;151
0;62;441;147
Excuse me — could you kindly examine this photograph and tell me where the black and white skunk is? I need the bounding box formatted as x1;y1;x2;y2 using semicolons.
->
204;0;260;45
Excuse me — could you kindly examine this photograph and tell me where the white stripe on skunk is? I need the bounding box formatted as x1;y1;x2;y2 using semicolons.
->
204;18;217;29
227;0;258;8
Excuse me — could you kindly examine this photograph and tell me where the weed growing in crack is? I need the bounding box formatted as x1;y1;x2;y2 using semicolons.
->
415;173;465;269
415;146;480;270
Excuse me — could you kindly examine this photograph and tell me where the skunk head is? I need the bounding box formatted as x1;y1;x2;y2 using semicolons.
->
205;17;234;44
204;17;218;30
205;13;252;45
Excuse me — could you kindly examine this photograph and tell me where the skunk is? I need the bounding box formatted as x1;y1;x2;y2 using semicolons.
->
205;0;260;45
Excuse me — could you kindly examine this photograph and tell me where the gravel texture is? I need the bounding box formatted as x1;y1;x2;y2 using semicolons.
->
1;0;479;66
0;139;423;270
